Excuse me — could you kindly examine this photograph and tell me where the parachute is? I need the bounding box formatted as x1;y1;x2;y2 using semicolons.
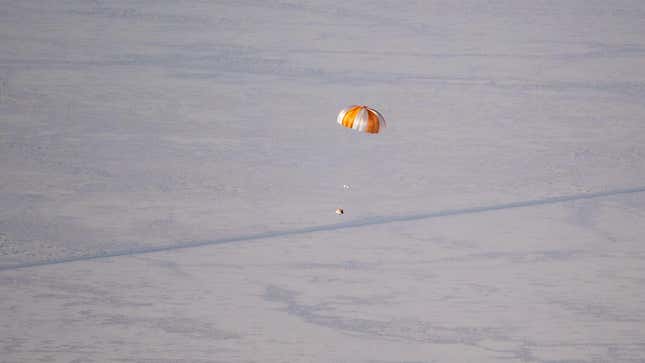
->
335;105;386;214
337;105;386;134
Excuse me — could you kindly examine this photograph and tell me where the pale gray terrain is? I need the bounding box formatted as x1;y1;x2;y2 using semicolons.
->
1;1;645;362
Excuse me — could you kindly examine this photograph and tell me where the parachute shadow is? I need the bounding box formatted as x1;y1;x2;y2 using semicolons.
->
2;186;644;271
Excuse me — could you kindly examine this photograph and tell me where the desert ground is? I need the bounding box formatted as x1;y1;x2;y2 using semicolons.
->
1;1;645;362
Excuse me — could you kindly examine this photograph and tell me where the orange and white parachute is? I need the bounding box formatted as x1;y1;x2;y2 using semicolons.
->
337;105;386;134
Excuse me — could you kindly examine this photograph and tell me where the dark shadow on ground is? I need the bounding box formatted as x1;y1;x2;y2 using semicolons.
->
2;186;644;271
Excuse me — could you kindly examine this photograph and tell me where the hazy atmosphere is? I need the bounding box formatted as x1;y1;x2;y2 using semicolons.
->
2;1;645;362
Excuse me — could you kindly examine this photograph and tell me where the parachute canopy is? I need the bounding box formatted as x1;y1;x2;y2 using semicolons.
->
337;105;386;134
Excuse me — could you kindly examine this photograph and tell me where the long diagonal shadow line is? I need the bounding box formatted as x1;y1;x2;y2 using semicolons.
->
1;186;644;271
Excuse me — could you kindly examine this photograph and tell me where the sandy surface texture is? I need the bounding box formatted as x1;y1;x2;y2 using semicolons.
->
2;1;645;362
